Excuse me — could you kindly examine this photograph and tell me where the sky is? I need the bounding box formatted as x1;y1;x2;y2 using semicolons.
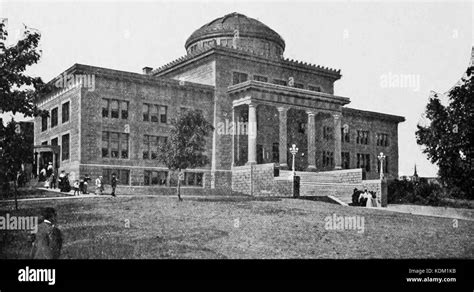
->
1;0;472;177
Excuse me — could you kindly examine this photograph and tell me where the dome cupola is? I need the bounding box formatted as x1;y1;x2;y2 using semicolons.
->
185;12;285;57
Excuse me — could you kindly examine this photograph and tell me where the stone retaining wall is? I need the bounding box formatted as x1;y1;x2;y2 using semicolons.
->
232;163;294;196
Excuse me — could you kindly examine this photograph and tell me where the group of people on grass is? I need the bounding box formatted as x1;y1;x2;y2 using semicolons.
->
352;188;380;207
39;163;119;197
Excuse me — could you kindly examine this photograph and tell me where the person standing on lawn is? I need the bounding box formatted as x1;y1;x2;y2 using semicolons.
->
95;175;104;195
30;207;63;259
110;173;118;197
83;174;91;194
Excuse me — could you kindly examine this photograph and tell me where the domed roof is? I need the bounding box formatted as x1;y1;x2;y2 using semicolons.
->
185;12;285;51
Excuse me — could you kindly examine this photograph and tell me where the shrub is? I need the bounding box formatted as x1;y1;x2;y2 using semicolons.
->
388;178;443;206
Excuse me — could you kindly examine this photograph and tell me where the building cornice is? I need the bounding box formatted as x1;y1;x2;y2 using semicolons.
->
153;44;342;80
342;107;405;123
36;64;215;104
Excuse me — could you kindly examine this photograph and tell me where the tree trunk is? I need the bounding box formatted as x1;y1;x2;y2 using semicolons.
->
177;170;182;201
14;180;18;210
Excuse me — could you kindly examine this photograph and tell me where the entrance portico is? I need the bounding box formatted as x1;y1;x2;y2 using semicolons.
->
33;145;60;176
229;80;350;172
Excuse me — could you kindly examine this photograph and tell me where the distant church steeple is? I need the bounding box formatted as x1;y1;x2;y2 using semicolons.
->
412;164;419;182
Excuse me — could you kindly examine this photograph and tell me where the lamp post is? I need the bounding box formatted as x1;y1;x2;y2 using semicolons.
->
289;144;299;176
377;152;386;180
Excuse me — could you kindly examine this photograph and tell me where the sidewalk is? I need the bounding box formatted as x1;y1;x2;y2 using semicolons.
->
372;204;474;221
0;187;251;203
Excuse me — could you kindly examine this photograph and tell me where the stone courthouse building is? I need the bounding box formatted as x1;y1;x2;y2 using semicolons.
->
34;13;404;201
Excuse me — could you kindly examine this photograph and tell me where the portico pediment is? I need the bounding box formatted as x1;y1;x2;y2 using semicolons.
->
228;80;350;113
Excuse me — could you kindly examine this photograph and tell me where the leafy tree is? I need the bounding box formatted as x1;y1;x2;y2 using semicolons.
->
0;21;50;208
416;66;474;199
0;120;34;209
0;22;51;116
158;109;213;201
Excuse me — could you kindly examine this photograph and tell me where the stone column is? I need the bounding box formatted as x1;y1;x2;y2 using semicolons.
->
307;111;316;171
247;102;257;165
231;106;236;167
52;151;56;171
34;152;39;176
277;107;288;169
333;113;342;169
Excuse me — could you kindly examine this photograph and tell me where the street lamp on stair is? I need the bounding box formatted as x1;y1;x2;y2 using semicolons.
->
289;144;299;176
378;152;386;180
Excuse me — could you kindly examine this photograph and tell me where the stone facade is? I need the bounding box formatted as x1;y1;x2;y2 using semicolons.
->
35;65;215;188
34;13;404;197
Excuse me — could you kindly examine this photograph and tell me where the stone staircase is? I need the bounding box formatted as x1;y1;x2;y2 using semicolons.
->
280;169;363;204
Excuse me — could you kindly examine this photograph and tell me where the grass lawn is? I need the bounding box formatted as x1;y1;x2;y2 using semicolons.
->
0;194;472;259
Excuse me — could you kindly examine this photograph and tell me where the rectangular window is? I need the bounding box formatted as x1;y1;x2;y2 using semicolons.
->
253;75;268;82
51;108;58;128
61;134;70;161
150;105;159;122
143;135;150;159
143;135;166;160
308;85;322;92
186;172;195;186
322;151;334;167
232;72;248;85
342;152;350;169
51;137;58;146
341;127;350;143
357;153;371;172
103;169;129;185
102;169;111;185
323;126;334;140
150;136;159;159
159;106;167;123
272;143;279;163
102;99;109;118
62;102;70;123
41;141;48;145
102;132;128;159
119;169;130;185
41;116;48;132
144;170;168;186
110;100;119;119
273;79;287;86
110;133;119;158
143;104;149;121
102;132;109;158
151;171;159;185
376;133;389;147
121;133;129;159
121;101;129;119
144;170;150;185
356;130;369;145
183;172;204;187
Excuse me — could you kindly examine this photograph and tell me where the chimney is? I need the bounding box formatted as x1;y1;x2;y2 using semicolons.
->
142;67;153;75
